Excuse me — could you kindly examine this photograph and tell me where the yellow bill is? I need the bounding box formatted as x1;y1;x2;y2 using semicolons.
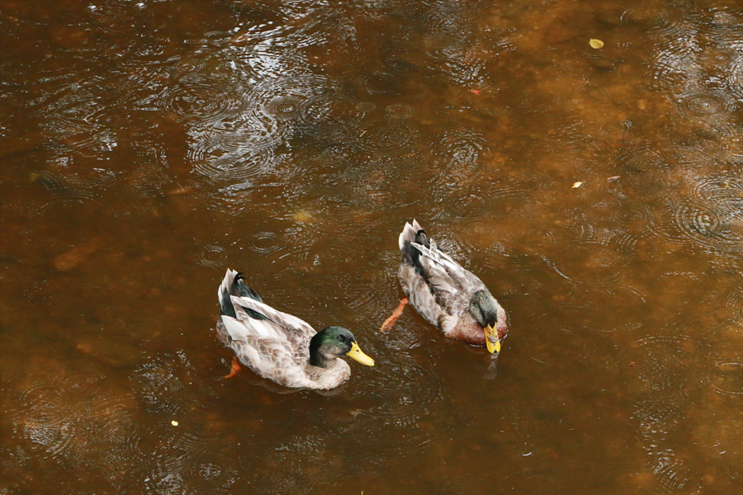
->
484;324;501;354
346;341;375;366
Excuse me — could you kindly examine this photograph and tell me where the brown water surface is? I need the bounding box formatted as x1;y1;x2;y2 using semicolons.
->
3;0;743;493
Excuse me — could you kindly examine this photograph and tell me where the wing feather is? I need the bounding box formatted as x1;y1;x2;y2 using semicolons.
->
229;295;316;340
399;225;487;327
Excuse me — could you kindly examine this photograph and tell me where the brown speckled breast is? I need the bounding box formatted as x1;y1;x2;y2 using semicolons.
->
445;316;509;347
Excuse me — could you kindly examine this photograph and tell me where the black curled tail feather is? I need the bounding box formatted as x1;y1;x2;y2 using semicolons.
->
231;272;263;302
220;287;237;318
220;270;263;318
401;238;427;277
414;229;430;248
399;221;431;277
401;240;417;268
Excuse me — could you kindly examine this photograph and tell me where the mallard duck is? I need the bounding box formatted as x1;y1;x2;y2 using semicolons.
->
381;220;508;354
216;269;374;390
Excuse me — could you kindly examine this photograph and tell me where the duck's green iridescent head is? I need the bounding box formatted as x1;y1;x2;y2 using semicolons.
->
470;290;501;354
309;326;375;368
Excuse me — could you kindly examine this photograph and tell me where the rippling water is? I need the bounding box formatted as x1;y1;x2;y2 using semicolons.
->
4;0;743;493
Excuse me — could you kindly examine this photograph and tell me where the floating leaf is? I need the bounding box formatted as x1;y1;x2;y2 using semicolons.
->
470;89;481;95
572;181;583;189
292;210;312;222
52;238;105;272
589;38;604;49
166;186;192;196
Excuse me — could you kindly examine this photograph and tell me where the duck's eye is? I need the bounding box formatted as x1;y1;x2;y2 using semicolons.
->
336;335;344;341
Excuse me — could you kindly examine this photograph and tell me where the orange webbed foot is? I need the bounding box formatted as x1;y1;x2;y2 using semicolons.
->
224;356;241;378
380;298;408;333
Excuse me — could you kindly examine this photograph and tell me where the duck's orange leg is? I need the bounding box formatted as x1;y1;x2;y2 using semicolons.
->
225;356;241;378
380;298;408;332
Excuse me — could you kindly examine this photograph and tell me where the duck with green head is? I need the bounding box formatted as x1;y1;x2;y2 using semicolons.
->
382;220;508;354
216;269;374;390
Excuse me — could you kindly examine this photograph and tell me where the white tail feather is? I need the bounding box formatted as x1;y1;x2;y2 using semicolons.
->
399;219;425;251
218;268;239;305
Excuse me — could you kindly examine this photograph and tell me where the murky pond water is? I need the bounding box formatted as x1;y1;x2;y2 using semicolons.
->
3;0;743;493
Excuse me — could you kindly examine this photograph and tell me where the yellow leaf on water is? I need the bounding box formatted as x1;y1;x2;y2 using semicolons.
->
572;181;583;189
292;210;312;222
589;38;604;49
